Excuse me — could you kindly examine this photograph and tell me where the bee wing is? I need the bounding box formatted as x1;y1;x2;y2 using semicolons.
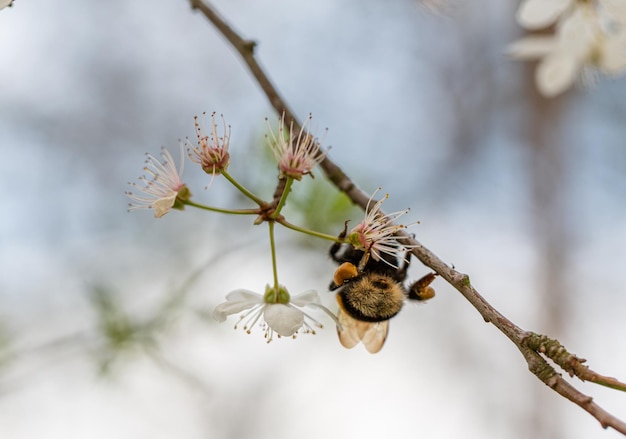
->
336;309;362;349
360;320;389;354
337;308;389;354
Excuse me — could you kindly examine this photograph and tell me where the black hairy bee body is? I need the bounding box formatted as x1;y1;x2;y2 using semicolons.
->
337;273;406;323
329;223;435;353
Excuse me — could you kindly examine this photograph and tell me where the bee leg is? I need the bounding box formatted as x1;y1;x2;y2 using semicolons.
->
331;262;359;291
356;243;372;272
329;220;350;263
408;273;437;301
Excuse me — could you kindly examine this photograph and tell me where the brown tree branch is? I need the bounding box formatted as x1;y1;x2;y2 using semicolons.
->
189;0;296;122
525;333;626;392
189;0;626;434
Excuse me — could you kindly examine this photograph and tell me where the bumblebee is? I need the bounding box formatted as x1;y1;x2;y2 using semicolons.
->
329;224;436;353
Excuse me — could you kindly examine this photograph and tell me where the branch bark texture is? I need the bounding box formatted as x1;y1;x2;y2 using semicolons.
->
189;0;626;434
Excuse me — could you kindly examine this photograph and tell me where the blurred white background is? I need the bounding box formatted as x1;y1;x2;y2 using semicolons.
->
1;0;626;438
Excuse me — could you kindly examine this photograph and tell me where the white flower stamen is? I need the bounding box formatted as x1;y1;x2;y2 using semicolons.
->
266;113;327;181
126;146;189;218
213;288;336;343
348;188;418;268
186;112;231;187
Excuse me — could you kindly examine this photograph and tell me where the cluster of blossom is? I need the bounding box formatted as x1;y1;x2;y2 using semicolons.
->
509;0;626;97
347;188;417;268
213;190;418;341
127;113;417;343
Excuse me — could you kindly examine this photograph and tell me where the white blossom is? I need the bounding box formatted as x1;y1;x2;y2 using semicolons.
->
186;112;230;177
266;113;326;181
516;0;574;30
126;147;190;218
348;188;416;267
510;1;626;97
213;288;336;342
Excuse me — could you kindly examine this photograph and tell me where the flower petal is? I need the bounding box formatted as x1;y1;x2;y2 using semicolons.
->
152;193;177;218
224;289;263;302
508;36;557;59
600;0;626;26
290;290;320;307
557;6;597;58
212;289;262;322
516;0;572;30
536;53;581;97
599;33;626;74
127;146;186;217
263;304;304;337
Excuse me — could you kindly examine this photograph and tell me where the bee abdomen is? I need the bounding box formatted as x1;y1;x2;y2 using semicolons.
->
337;274;405;323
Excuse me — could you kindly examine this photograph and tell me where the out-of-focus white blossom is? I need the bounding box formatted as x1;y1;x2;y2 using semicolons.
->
0;0;13;11
510;0;626;97
516;0;574;30
600;0;626;27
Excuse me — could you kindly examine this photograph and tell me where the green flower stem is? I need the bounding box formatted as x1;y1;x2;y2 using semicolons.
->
271;177;293;219
221;170;265;206
277;218;343;242
268;221;279;289
183;199;258;215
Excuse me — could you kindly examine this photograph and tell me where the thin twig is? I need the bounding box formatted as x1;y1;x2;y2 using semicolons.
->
189;0;626;434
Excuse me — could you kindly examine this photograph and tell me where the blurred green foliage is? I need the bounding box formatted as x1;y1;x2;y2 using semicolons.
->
89;285;160;374
285;176;358;246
